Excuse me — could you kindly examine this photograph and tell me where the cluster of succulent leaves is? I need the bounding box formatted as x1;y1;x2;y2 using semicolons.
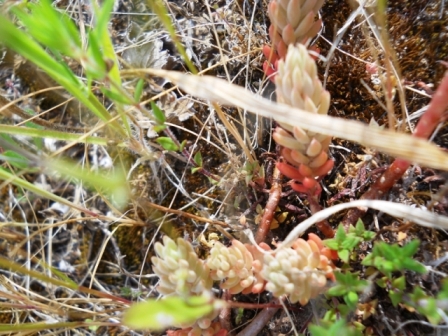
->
408;280;448;325
362;239;427;278
324;220;375;263
309;220;448;334
360;238;448;325
309;318;363;336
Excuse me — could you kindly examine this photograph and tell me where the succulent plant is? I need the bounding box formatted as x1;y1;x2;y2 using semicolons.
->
269;0;323;56
272;44;334;194
206;240;270;294
151;236;212;297
263;0;324;78
261;234;335;305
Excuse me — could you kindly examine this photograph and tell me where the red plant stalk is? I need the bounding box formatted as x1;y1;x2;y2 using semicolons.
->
308;194;335;238
219;290;234;336
255;166;282;244
236;304;279;336
343;69;448;228
263;0;324;81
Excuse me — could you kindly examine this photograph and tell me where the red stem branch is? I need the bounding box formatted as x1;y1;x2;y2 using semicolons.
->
236;304;279;336
308;194;335;238
255;166;282;244
343;69;448;229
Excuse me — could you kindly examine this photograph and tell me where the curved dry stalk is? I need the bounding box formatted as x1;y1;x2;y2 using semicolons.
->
245;199;448;255
142;68;448;172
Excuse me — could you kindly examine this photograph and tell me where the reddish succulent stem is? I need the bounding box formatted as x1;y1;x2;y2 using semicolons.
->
219;290;234;336
343;69;448;229
255;166;282;244
236;304;279;336
308;194;335;238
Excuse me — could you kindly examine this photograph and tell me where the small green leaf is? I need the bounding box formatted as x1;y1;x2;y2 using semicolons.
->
341;236;361;250
338;249;350;263
401;258;427;274
381;261;395;278
85;319;99;331
323;239;339;250
208;176;219;185
153;124;167;133
377;242;397;261
156;137;179;151
335;224;347;242
392;276;406;290
191;167;202;174
402;239;420;258
179;140;187;151
235;308;244;325
123;295;217;330
327;285;347;297
151;101;166;124
363;231;376;241
344;291;359;309
309;318;362;336
134;79;145;102
376;277;387;288
1;150;30;170
389;291;402;307
193;151;203;167
355;219;365;234
362;253;373;266
101;88;133;105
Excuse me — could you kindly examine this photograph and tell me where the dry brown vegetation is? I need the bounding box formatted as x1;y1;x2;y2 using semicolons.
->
0;0;448;334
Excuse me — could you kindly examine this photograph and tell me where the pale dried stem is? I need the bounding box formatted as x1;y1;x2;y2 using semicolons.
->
257;200;448;255
137;198;229;227
142;69;448;172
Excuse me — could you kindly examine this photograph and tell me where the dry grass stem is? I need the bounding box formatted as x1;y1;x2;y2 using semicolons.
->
246;199;448;254
144;69;448;172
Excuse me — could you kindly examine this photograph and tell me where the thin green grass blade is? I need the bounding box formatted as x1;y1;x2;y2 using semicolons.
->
47;159;130;208
0;168;97;215
0;255;78;290
0;322;92;332
90;0;132;135
0;16;125;135
93;0;121;84
12;0;82;58
148;0;197;74
0;125;113;145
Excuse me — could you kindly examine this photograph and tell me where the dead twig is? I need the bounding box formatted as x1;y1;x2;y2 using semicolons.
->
137;198;229;227
236;303;279;336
